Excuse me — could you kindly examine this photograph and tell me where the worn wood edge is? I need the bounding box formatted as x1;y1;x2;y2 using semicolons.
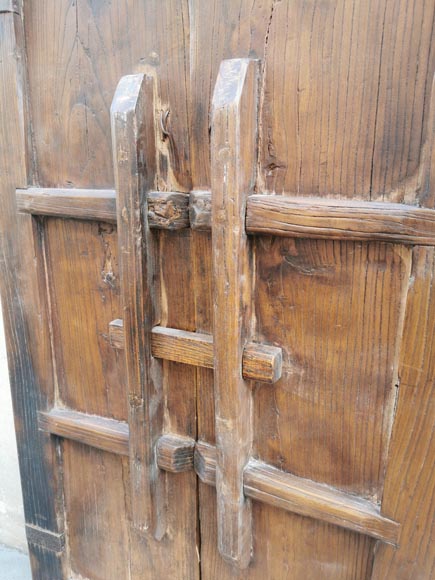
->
244;461;400;546
156;434;196;472
108;318;125;349
246;195;435;245
194;441;217;486
16;187;117;223
193;444;399;545
25;524;65;554
16;186;435;245
35;409;401;546
110;322;282;384
147;190;190;229
38;409;129;456
190;190;212;230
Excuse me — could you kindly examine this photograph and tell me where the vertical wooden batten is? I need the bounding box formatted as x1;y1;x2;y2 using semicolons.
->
0;5;66;579
211;58;260;568
111;74;166;539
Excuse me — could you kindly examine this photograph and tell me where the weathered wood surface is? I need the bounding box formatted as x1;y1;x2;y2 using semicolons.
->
372;247;435;579
38;409;129;456
211;58;259;568
0;11;66;579
1;1;434;578
111;324;282;384
16;187;117;223
111;73;165;537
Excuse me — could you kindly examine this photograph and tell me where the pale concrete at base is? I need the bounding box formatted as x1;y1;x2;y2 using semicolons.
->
0;545;31;580
0;305;27;552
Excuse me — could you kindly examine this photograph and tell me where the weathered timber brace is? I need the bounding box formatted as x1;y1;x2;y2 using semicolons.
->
17;187;435;245
38;408;400;547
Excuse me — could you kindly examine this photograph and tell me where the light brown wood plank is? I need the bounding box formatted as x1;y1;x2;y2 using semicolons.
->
211;58;259;568
16;187;117;223
372;247;435;578
254;238;411;501
111;73;165;537
244;461;399;546
38;409;129;457
151;326;213;368
156;434;195;473
247;195;435;245
44;218;126;421
190;190;212;231
111;324;282;384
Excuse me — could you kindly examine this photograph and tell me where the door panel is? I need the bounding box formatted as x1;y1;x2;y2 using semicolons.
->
1;1;434;579
254;238;410;498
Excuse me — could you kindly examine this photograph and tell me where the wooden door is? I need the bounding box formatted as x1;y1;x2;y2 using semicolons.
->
1;2;434;579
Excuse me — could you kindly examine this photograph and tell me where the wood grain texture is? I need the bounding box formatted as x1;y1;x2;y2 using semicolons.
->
211;58;259;568
111;324;282;384
62;441;131;580
108;318;125;350
247;195;435;245
111;73;165;537
190;190;212;230
16;187;117;223
44;218;126;420
244;461;399;545
254;238;411;500
0;11;66;579
372;247;435;578
156;434;195;473
38;408;129;457
147;191;190;230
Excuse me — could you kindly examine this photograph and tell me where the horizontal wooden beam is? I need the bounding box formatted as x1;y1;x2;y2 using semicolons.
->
16;187;117;223
246;195;435;245
17;187;435;245
194;444;400;546
110;321;282;384
38;409;129;456
39;410;400;545
244;460;400;546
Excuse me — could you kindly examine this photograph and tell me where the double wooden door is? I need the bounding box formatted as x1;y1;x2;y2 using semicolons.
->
1;2;434;579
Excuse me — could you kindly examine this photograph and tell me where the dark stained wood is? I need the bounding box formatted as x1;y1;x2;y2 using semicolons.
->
147;191;190;229
16;187;117;223
25;525;65;554
211;58;259;568
156;434;195;473
247;195;435;245
242;343;282;384
0;10;66;579
111;73;165;538
38;409;129;457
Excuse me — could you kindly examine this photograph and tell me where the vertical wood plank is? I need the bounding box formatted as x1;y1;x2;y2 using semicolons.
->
372;246;435;579
211;58;259;568
0;10;65;579
111;74;165;538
